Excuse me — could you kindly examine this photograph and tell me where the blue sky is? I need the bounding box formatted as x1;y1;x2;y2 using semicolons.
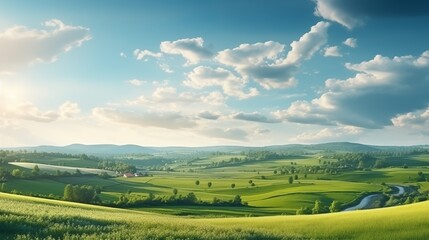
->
1;0;429;147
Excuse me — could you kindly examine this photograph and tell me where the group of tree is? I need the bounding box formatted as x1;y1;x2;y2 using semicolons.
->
113;191;246;208
206;151;295;168
63;184;100;203
296;200;341;215
97;161;137;173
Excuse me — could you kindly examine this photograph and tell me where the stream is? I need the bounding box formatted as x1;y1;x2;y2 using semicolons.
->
343;185;405;211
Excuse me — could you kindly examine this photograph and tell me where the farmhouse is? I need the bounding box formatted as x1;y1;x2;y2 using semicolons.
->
123;173;135;178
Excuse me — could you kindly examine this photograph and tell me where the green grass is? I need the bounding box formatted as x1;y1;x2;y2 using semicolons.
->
1;192;428;239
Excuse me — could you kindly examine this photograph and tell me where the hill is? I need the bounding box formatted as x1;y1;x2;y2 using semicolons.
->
1;192;429;239
4;142;426;156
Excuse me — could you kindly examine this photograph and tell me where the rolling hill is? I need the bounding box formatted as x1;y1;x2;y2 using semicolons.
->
1;192;428;239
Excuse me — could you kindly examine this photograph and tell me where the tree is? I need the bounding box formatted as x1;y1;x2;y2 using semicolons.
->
0;183;6;192
248;180;253;184
186;192;198;204
207;182;212;188
231;183;236;189
357;160;365;169
32;165;40;176
304;174;307;179
75;169;82;175
329;200;341;212
195;180;200;186
63;184;73;201
404;196;413;204
312;200;324;214
172;188;178;196
273;170;278;174
232;195;242;206
294;174;298;180
296;206;312;215
288;176;294;184
11;169;22;177
251;182;256;187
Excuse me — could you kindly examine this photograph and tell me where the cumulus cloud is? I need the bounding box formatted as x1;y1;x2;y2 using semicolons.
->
199;127;248;141
134;49;162;61
217;41;284;67
200;91;226;106
0;19;91;72
323;46;342;57
59;101;80;118
290;126;362;143
231;112;281;123
276;51;429;129
184;66;258;99
392;107;429;127
92;107;197;129
127;86;226;109
160;37;213;65
9;102;59;123
314;0;429;29
215;22;329;89
284;21;330;64
343;38;357;48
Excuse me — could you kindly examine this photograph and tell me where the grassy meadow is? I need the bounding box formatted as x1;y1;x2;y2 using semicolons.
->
1;192;429;239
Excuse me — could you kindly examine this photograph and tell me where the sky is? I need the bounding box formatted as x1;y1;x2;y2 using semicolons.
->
1;0;429;147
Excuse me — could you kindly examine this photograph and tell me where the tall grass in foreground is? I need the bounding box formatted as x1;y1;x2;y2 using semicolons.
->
1;192;429;239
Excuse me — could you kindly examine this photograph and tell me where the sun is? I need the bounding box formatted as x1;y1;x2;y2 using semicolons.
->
0;80;26;105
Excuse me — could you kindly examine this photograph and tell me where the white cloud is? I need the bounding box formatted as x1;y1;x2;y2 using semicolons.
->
134;49;162;61
59;101;80;118
127;79;146;86
277;51;429;129
92;107;197;129
290;126;362;143
314;0;361;29
284;21;330;64
343;38;357;48
201;91;226;106
120;52;127;58
184;66;259;99
215;22;329;90
391;107;429;129
0;19;91;72
217;41;284;68
199;127;248;141
160;37;213;65
127;86;226;110
0;86;81;123
323;46;342;57
158;62;173;73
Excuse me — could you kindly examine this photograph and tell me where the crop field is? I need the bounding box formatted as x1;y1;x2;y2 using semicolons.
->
4;150;429;216
8;162;114;175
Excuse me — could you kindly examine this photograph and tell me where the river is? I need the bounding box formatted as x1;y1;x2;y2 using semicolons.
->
343;185;404;211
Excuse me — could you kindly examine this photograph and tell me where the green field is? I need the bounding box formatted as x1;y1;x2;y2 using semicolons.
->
4;151;429;216
1;192;428;239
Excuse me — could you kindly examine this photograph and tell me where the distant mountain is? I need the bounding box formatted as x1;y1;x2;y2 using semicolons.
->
7;144;158;156
309;142;379;152
3;142;427;156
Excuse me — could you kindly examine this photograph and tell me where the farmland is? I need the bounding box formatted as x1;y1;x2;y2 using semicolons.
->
1;144;429;216
1;192;429;239
1;143;429;239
